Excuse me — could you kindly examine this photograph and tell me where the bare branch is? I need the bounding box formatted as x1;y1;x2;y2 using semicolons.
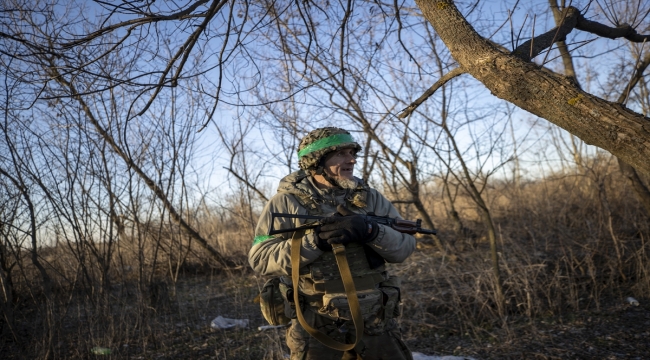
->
513;6;650;62
136;0;229;117
224;167;269;202
617;44;650;104
576;12;650;42
61;0;212;48
394;0;422;76
397;67;465;119
513;6;580;62
46;64;232;267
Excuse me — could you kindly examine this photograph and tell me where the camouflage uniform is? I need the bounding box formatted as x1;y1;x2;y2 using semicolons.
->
249;128;415;360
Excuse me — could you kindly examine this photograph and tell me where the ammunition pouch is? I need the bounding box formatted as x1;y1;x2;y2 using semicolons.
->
278;281;304;319
379;276;402;321
300;272;386;294
318;289;383;321
259;277;291;326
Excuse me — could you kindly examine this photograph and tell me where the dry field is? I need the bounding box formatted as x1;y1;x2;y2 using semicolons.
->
2;164;650;359
3;243;649;359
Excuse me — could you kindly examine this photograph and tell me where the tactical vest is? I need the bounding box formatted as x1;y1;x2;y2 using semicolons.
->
281;172;389;321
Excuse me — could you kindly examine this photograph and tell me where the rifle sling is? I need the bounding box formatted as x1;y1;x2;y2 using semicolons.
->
291;230;364;351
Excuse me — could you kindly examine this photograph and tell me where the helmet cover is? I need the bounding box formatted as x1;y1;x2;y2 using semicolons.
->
297;127;362;170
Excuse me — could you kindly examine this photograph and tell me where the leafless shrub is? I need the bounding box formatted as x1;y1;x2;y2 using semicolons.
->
396;155;649;346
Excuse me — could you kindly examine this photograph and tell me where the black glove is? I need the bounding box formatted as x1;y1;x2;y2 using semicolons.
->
315;228;334;251
315;210;344;251
318;207;379;246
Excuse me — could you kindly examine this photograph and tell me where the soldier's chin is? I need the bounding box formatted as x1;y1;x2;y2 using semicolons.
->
334;177;357;189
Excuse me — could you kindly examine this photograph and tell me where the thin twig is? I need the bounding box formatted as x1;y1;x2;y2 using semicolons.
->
623;38;647;106
530;14;536;60
541;3;571;66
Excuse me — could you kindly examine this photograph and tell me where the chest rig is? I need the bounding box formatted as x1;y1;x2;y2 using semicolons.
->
285;173;387;310
280;172;403;351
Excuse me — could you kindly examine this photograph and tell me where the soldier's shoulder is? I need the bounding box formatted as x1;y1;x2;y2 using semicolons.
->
268;191;299;205
364;187;387;200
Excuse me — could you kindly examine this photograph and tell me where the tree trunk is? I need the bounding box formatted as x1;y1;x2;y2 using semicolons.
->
546;0;650;218
414;0;650;178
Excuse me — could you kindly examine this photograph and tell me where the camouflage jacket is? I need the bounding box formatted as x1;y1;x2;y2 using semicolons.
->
248;170;416;278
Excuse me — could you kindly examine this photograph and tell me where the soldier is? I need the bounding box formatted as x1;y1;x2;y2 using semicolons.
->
249;127;415;360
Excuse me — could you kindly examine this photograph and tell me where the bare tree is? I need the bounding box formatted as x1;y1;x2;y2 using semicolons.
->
413;0;650;178
542;0;650;216
243;0;447;251
2;0;649;173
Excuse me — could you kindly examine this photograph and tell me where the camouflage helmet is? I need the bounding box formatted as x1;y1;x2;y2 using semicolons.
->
297;127;362;171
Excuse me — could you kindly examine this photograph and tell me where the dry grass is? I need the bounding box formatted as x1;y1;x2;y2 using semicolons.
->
2;160;649;359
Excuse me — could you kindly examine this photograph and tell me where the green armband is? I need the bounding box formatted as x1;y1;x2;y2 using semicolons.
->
252;235;275;246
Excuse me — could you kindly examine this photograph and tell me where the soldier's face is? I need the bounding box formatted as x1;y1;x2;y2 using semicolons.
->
323;148;357;181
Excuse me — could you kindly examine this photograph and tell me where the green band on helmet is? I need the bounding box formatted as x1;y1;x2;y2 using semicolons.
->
298;133;355;158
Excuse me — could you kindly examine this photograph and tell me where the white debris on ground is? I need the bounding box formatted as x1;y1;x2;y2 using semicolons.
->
209;316;249;330
626;297;640;306
412;353;477;360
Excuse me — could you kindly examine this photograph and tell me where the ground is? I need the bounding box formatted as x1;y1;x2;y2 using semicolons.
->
408;299;650;359
5;251;647;359
117;270;649;360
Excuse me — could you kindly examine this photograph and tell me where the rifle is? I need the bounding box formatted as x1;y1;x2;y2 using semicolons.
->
277;205;435;351
268;210;437;236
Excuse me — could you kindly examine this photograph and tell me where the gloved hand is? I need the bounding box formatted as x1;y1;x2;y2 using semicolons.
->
315;228;334;251
315;210;343;251
317;205;379;246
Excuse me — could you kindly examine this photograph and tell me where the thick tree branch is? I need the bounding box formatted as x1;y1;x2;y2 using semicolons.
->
576;15;650;43
513;6;650;63
414;0;650;178
615;50;650;215
544;2;650;215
